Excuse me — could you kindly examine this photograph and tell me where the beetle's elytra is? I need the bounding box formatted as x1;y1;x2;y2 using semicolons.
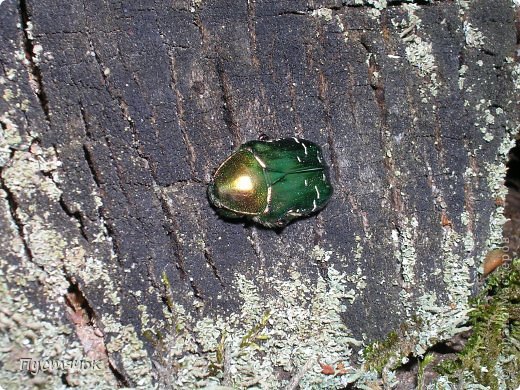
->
207;137;333;228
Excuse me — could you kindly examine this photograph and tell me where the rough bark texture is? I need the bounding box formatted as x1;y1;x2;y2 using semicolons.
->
0;0;518;388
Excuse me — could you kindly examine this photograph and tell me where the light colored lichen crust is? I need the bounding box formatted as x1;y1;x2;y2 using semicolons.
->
0;15;153;388
362;0;518;388
0;107;139;388
310;0;517;388
1;0;517;389
0;111;118;388
141;263;373;388
0;276;117;389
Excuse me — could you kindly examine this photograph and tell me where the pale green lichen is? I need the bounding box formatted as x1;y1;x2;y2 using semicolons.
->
0;113;25;168
458;64;469;90
473;99;503;143
399;5;440;102
334;15;349;43
190;0;203;10
455;0;471;13
5;69;18;81
0;275;116;389
383;177;479;367
460;209;475;253
0;143;121;388
441;227;473;308
137;304;151;329
346;266;367;294
364;291;472;372
367;18;518;380
311;244;333;263
433;258;520;388
512;62;520;90
311;8;333;21
105;324;153;387
3;88;14;102
483;124;517;253
353;235;364;261
149;265;363;389
463;21;485;48
367;0;387;9
366;0;388;18
76;255;121;309
391;216;418;316
2;149;62;201
0;69;135;388
32;44;44;66
0;145;75;306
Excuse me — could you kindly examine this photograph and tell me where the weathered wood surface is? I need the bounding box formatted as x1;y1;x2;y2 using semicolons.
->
1;0;518;388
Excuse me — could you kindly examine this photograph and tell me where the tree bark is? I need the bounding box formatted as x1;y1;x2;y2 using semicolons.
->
0;0;518;388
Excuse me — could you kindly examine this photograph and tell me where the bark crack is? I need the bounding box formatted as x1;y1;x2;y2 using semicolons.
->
18;0;51;123
81;141;122;259
63;275;130;387
202;247;225;288
169;53;197;177
191;196;226;289
151;6;199;180
80;7;210;298
156;191;187;281
80;2;153;178
215;59;242;147
360;32;406;220
192;12;208;45
286;70;304;138
316;64;340;183
58;195;89;241
247;0;260;69
246;226;267;272
81;142;101;188
277;0;435;18
0;168;34;262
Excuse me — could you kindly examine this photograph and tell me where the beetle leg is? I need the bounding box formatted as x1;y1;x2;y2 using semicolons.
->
258;132;271;141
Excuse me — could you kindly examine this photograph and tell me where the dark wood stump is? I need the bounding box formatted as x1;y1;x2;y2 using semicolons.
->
1;0;518;388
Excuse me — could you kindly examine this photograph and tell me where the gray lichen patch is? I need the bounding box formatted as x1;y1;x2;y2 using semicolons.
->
463;21;485;48
148;264;365;388
0;276;117;389
0;132;121;387
75;254;121;309
312;243;367;302
0;146;71;302
441;227;474;308
362;0;518;381
387;207;475;361
311;8;334;21
0;112;25;168
2;147;62;201
398;5;440;102
388;211;475;350
513;61;520;91
483;126;517;253
391;216;419;317
104;322;153;387
0;93;128;387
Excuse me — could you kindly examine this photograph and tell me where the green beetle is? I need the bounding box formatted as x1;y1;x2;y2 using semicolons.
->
207;137;333;228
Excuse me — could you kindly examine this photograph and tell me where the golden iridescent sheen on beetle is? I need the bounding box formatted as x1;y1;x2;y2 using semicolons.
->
208;137;333;227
